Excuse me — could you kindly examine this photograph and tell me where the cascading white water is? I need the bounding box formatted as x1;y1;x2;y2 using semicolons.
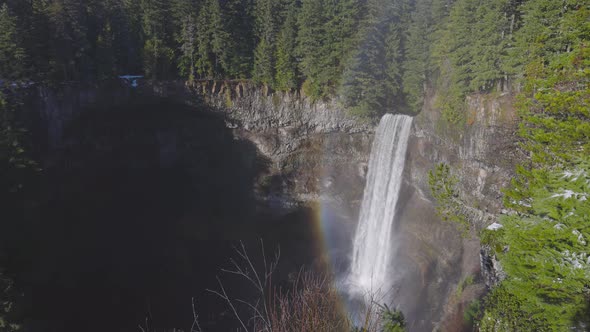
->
348;113;413;296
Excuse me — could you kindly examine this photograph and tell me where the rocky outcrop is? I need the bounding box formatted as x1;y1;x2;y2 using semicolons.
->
190;80;373;134
147;80;374;210
480;245;507;288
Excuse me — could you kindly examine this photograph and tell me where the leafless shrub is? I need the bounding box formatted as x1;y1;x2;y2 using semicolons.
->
208;240;400;332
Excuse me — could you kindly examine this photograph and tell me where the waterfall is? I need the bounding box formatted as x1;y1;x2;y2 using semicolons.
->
348;113;413;297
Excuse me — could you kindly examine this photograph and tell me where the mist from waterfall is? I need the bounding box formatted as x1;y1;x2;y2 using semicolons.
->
348;113;413;298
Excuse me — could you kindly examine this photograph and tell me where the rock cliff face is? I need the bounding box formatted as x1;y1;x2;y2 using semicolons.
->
409;90;520;223
398;87;520;330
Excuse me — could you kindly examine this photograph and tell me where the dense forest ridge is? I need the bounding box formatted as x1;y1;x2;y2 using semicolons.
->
1;0;583;119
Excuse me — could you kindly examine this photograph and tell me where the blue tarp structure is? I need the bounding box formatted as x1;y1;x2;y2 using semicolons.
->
118;75;144;88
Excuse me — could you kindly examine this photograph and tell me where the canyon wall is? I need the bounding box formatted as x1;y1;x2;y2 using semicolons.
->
21;80;519;331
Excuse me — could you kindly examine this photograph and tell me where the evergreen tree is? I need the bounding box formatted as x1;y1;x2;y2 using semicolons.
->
297;0;325;97
402;0;433;113
298;0;363;98
274;1;299;91
252;0;280;85
171;0;197;35
178;14;198;80
172;0;198;80
195;0;235;78
479;3;590;329
323;0;364;88
195;0;215;77
118;0;144;74
223;0;255;78
0;4;25;80
468;0;511;91
253;38;274;84
46;0;91;80
384;21;403;108
95;21;116;79
140;0;175;79
339;0;407;116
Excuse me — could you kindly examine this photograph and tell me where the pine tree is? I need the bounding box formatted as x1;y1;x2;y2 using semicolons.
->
96;21;116;79
0;4;25;80
324;0;364;87
171;0;196;34
209;0;232;76
140;0;175;79
118;0;144;74
297;0;326;97
172;0;198;79
178;14;198;80
339;0;408;116
253;38;274;84
223;0;255;78
195;0;215;77
46;0;91;80
402;0;433;113
252;0;279;85
274;1;299;91
298;0;363;98
384;21;403;108
468;0;510;91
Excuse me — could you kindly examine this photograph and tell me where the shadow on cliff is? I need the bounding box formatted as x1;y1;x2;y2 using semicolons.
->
8;92;321;332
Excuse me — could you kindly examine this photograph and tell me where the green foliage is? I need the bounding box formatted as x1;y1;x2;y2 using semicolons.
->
428;163;470;236
177;14;198;81
401;0;432;113
297;0;363;99
456;275;474;297
339;0;408;117
463;299;481;325
0;4;25;80
253;38;274;85
479;286;550;332
142;37;175;79
252;0;281;85
381;305;406;332
480;227;505;253
274;1;299;91
480;2;590;330
429;0;520;125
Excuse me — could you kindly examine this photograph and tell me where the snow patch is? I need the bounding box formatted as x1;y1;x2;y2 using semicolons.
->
487;223;504;231
551;190;587;201
573;230;586;245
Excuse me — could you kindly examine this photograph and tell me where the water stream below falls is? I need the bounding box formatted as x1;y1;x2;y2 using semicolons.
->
348;114;413;299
